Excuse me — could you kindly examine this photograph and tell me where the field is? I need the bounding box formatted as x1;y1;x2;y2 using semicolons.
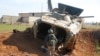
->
0;24;31;32
83;24;100;29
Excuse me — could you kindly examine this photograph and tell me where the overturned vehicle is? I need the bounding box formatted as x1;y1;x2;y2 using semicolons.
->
33;3;83;47
32;3;93;54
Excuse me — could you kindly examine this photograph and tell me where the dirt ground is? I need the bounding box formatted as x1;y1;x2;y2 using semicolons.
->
71;30;97;56
0;32;47;56
0;29;99;56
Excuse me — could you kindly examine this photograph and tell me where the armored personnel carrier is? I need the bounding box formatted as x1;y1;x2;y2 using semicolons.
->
32;0;94;55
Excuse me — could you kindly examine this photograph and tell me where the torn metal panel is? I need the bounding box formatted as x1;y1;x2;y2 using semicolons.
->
58;3;83;16
48;0;52;12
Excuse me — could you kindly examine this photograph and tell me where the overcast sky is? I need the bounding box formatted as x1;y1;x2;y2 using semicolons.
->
0;0;100;22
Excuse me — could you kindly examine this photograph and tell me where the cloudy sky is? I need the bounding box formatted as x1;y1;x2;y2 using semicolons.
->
0;0;100;22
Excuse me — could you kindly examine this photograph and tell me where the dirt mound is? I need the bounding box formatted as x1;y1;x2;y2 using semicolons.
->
0;29;99;56
70;30;96;56
0;32;47;56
